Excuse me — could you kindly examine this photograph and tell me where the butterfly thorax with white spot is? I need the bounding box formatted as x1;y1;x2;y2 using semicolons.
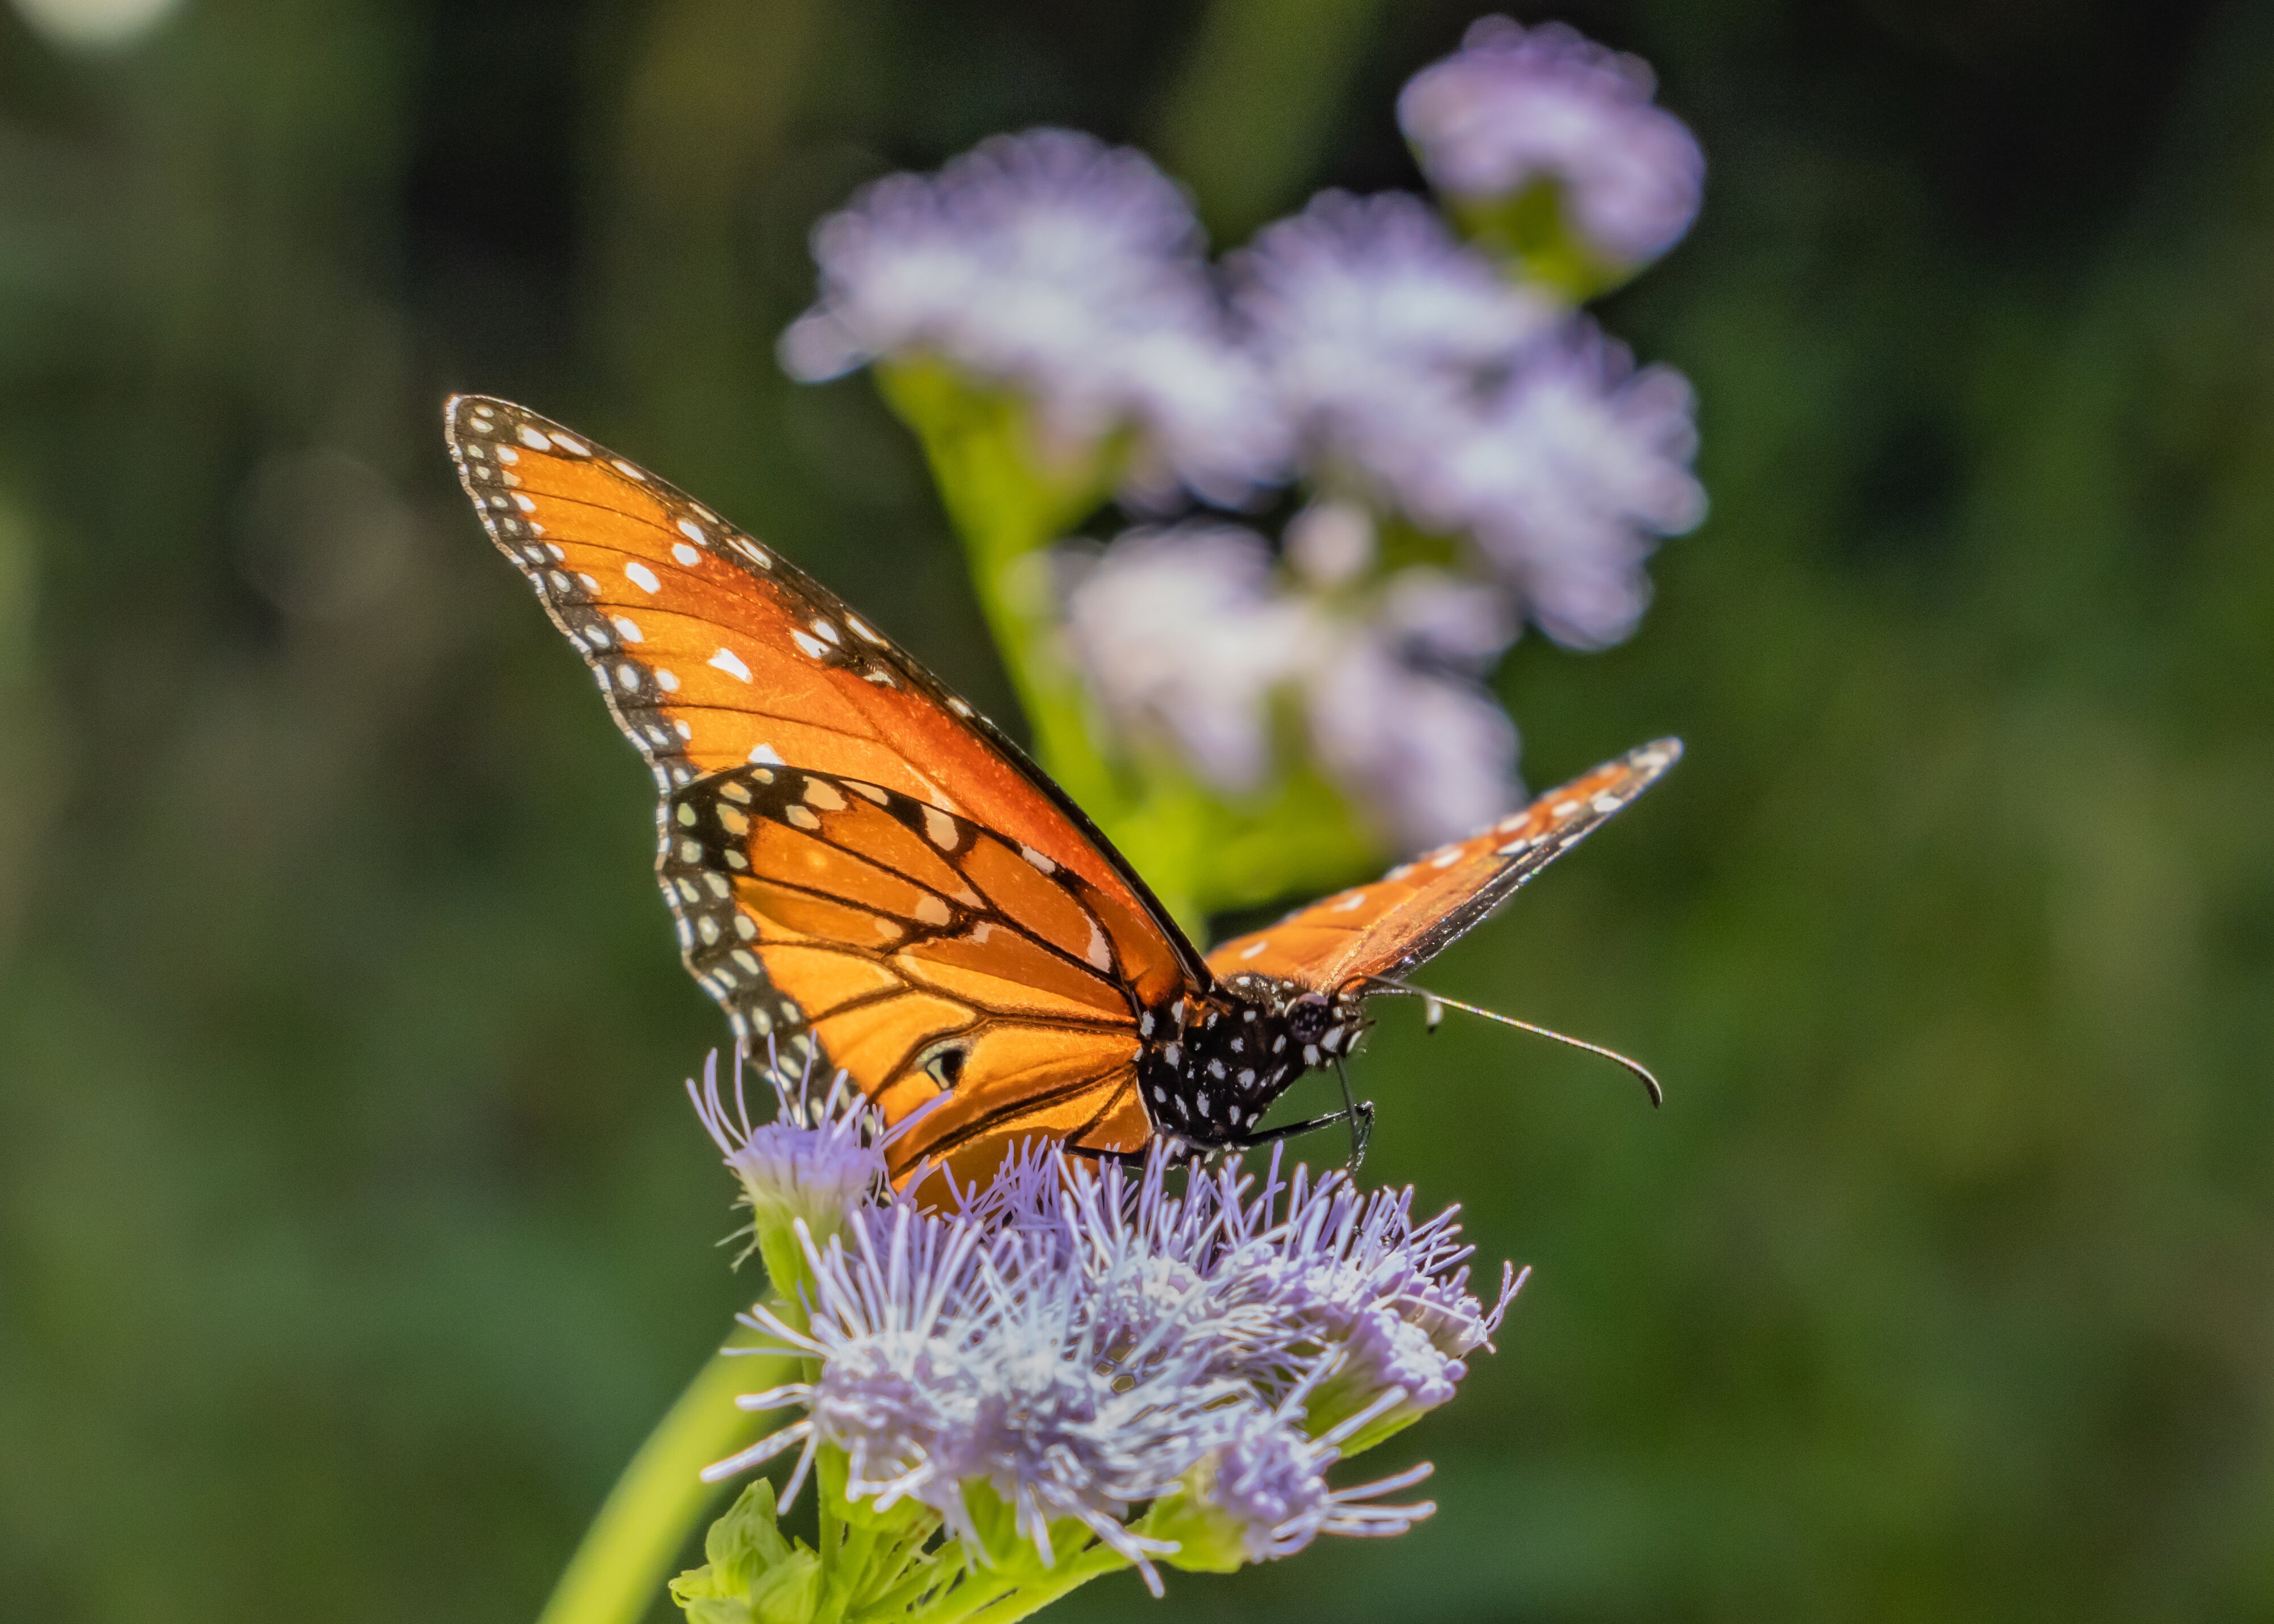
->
1134;971;1370;1148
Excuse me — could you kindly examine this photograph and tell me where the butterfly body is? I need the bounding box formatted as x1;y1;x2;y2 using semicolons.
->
1134;974;1370;1149
445;394;1678;1189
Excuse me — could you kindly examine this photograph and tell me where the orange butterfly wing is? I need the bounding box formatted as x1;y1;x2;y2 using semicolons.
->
661;765;1152;1185
446;395;1194;1181
1206;740;1682;991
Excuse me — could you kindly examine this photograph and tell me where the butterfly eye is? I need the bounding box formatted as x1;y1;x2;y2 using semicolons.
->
1287;995;1331;1044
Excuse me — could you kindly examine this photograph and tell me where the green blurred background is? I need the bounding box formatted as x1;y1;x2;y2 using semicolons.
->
5;0;2274;1618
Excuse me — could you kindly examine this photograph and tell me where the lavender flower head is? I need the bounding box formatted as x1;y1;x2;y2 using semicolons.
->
1398;17;1705;271
780;128;1287;504
1235;190;1555;500
1060;524;1313;795
689;1048;889;1266
703;1140;1515;1592
1236;193;1705;650
1409;325;1708;648
1064;516;1521;850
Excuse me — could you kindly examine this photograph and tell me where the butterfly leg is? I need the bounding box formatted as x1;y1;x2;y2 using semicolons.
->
1234;1075;1376;1172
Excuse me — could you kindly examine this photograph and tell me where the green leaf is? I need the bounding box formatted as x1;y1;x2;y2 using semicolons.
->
750;1550;823;1624
672;1481;820;1622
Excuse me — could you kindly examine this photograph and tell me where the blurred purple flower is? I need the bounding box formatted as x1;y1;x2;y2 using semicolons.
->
1236;193;1704;650
1061;524;1312;795
1065;517;1521;852
780;128;1287;504
1234;190;1555;496
1305;599;1520;851
1398;16;1704;269
1417;327;1706;648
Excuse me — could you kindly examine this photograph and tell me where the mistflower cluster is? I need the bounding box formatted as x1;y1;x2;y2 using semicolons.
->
779;15;1707;863
1064;509;1518;848
778;128;1285;506
1233;190;1705;647
676;1066;1519;1615
1398;16;1706;274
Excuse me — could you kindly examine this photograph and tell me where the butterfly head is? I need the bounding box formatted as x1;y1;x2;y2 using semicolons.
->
1138;974;1371;1149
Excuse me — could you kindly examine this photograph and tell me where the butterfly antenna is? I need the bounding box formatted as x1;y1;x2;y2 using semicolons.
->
1363;978;1664;1108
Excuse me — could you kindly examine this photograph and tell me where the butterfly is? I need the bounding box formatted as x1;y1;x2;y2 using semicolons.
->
445;394;1679;1191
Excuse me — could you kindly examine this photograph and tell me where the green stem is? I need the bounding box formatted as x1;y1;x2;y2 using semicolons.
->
875;362;1127;825
534;1333;797;1624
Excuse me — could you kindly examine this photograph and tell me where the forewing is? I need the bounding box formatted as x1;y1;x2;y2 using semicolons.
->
661;765;1154;1185
444;394;1202;1014
1206;739;1683;991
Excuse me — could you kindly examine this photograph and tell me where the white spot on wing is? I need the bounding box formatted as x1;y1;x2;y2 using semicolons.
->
791;631;827;658
749;744;783;766
1239;939;1269;960
625;561;661;593
611;616;645;643
672;543;701;566
709;647;752;682
516;425;550;451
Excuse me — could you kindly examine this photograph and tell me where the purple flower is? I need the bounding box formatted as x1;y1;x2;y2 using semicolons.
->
1305;620;1519;851
1236;192;1704;649
1060;525;1312;795
1414;326;1706;648
1398;17;1704;269
1176;1401;1437;1564
705;1144;1513;1586
1197;1157;1522;1440
1063;517;1522;850
1234;190;1556;501
688;1048;889;1255
780;128;1288;505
